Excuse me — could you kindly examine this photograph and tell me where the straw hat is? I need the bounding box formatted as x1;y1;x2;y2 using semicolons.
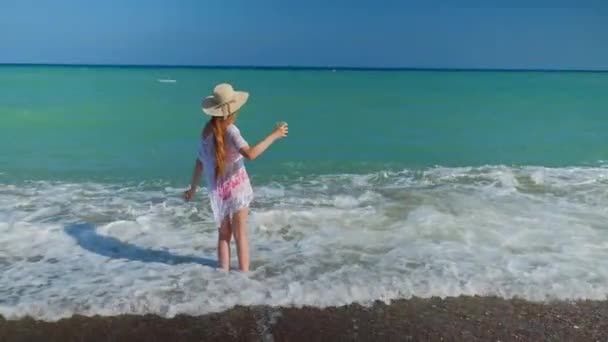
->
201;83;249;117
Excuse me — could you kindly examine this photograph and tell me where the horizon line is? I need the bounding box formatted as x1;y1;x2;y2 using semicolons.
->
1;62;608;73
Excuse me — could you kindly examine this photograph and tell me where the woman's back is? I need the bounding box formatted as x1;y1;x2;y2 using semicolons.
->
197;122;253;224
200;124;245;164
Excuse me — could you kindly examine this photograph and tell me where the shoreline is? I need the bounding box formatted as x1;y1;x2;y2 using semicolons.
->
1;296;607;341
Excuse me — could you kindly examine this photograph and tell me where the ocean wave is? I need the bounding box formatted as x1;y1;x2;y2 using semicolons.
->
1;165;607;320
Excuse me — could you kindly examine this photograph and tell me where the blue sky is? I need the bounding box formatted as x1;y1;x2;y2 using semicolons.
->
1;0;607;69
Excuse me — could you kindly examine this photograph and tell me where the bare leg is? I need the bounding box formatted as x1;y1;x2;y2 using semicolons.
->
217;216;232;271
232;208;250;272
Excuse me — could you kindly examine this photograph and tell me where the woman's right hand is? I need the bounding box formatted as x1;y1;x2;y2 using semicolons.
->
273;122;288;140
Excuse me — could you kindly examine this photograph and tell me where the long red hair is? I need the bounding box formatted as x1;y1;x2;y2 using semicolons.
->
209;112;236;178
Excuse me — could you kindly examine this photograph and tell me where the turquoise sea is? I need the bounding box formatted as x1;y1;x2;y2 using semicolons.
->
2;66;607;183
1;66;607;320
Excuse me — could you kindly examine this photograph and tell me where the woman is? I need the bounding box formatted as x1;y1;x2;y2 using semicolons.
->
184;83;288;272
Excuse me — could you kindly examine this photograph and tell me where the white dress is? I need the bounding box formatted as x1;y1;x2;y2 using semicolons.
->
197;124;254;225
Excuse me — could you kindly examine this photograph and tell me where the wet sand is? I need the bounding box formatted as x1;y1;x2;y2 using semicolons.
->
1;296;607;341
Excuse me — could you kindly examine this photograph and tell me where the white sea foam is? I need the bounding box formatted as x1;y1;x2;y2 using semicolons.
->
1;165;608;321
157;79;177;83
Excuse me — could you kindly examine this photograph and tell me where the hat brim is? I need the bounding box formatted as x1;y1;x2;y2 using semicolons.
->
201;91;249;117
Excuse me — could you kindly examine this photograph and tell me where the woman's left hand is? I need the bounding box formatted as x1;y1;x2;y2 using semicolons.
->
183;188;196;201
